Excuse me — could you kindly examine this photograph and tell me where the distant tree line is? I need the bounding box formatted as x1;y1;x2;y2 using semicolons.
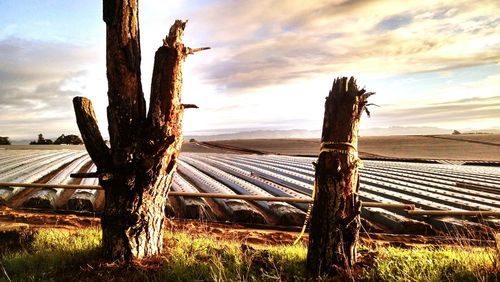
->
0;136;11;145
29;134;83;145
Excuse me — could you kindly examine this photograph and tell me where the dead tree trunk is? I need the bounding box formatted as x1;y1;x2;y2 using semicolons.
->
306;77;373;279
73;1;207;260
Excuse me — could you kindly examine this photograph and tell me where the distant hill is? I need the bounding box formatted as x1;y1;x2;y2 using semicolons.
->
7;127;499;144
186;129;321;141
361;126;451;136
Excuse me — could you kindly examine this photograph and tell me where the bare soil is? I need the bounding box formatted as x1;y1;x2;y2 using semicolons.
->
361;134;500;161
194;134;500;161
0;206;100;230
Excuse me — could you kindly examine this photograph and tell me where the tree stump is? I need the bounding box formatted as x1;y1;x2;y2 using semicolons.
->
307;77;373;279
73;1;207;261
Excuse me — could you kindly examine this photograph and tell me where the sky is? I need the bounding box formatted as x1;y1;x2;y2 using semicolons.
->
0;0;499;140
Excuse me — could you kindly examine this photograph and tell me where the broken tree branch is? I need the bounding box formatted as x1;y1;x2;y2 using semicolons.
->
147;20;189;138
73;97;110;169
187;47;211;54
182;104;199;109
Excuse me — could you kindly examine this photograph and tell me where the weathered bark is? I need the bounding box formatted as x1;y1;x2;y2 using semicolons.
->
103;0;145;151
307;77;373;279
73;1;206;261
73;98;110;169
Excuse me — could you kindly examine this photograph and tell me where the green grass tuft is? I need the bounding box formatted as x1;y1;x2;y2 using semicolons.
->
1;228;101;281
0;228;498;281
363;245;499;282
160;231;307;281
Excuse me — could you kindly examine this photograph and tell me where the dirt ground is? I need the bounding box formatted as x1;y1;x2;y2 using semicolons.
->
0;206;494;248
189;134;500;161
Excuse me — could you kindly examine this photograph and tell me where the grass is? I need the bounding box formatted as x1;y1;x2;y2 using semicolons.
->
363;246;499;282
144;231;307;281
1;228;101;281
0;228;498;281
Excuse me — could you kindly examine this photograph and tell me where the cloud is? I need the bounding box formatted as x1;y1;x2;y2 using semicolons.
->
1;1;498;138
177;0;500;92
371;95;500;130
0;81;78;110
0;79;83;139
0;37;100;139
366;68;500;127
0;37;97;87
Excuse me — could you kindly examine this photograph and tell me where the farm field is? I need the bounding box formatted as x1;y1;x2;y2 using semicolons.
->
3;133;500;160
191;134;500;161
0;144;86;150
0;141;499;239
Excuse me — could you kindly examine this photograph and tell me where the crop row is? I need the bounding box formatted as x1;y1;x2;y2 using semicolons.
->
0;150;498;236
